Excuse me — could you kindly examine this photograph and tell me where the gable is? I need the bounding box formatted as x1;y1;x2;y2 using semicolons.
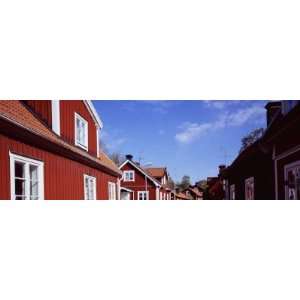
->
120;160;161;187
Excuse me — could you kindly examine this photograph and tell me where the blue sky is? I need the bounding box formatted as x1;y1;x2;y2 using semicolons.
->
93;100;267;183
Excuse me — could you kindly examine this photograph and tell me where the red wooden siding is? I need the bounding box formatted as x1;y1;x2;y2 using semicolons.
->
60;100;98;157
23;100;52;128
120;163;158;200
0;134;117;200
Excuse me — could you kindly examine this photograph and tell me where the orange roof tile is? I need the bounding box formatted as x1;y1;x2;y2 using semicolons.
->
144;167;166;178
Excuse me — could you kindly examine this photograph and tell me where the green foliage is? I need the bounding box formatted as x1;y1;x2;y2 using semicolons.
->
239;127;264;153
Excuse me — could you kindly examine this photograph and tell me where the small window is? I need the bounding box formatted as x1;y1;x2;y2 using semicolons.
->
230;184;235;200
10;153;44;200
75;113;88;150
108;182;116;200
123;170;135;182
245;177;255;200
138;191;149;200
284;161;300;200
84;175;96;200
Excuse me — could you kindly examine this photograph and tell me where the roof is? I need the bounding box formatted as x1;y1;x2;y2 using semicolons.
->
144;167;166;178
119;160;162;187
175;192;191;200
262;101;300;145
0;100;121;176
183;186;203;198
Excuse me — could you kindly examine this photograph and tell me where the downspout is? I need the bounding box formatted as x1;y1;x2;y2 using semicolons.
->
273;145;278;200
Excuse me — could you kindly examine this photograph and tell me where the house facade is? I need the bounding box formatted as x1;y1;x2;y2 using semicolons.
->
144;167;175;200
222;100;300;200
221;141;275;200
262;100;300;199
0;100;121;200
119;155;175;200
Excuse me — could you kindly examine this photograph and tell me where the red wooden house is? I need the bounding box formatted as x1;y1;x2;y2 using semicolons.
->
0;100;122;200
144;167;175;200
119;155;174;200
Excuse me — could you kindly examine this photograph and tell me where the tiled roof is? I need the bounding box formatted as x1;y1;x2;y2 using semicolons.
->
144;167;166;178
0;100;121;176
175;192;191;200
183;186;203;198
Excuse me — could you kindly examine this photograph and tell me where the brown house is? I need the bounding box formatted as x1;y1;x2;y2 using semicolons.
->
261;101;300;199
222;100;300;200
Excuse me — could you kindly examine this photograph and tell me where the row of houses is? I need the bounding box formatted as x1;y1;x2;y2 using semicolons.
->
0;100;203;200
214;100;300;200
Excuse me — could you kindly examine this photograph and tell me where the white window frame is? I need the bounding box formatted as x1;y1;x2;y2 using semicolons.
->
123;170;135;182
138;191;149;200
284;161;300;200
230;184;235;200
84;174;96;200
10;152;44;200
75;112;89;151
108;182;117;200
245;177;255;200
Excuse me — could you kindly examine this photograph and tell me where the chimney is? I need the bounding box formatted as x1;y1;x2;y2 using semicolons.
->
218;165;226;177
126;154;133;161
265;102;281;127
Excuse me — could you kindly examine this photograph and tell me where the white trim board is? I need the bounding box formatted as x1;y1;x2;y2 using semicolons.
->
119;160;161;187
84;100;103;129
51;100;61;136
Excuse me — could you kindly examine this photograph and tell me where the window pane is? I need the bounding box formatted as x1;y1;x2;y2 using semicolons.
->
85;178;89;199
15;161;25;178
30;181;39;199
30;165;38;181
15;179;25;197
16;195;26;200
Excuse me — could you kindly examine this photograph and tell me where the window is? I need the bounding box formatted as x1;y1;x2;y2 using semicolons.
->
123;170;135;182
230;184;235;200
245;177;255;200
75;113;88;150
84;175;96;200
10;153;44;200
108;182;116;200
138;191;149;200
285;162;300;200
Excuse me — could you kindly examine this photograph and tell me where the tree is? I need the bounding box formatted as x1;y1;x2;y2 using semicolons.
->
168;177;176;190
196;180;208;191
239;127;264;153
109;152;125;166
177;175;191;190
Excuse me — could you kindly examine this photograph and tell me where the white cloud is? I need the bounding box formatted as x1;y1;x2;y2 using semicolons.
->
203;100;243;110
175;104;265;144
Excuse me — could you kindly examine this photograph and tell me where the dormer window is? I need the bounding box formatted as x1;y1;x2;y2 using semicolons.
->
75;113;88;150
